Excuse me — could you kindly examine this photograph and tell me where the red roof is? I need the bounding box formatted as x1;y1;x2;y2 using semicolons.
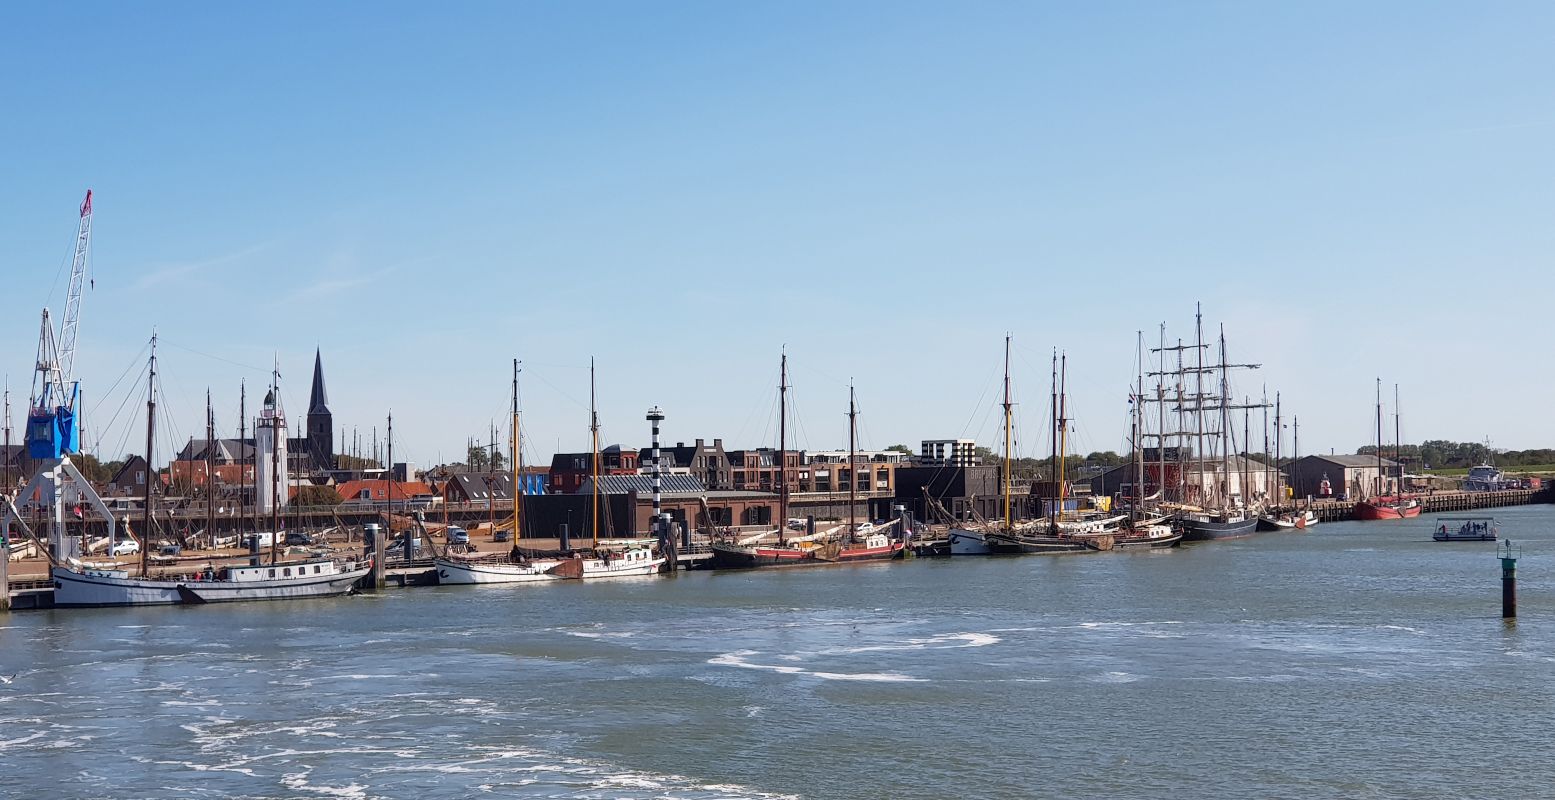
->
337;479;434;502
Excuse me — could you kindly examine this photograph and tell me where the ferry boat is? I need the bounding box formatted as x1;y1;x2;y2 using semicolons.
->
52;557;371;607
1433;517;1498;542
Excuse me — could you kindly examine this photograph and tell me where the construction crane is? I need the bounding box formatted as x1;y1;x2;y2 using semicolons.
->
26;190;92;460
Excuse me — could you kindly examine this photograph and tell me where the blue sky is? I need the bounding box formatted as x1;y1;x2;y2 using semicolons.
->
2;2;1551;468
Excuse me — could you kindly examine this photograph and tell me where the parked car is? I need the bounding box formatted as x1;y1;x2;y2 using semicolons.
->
284;531;315;547
446;526;469;545
112;539;141;556
159;544;182;557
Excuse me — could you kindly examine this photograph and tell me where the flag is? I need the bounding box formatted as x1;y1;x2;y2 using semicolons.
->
80;190;92;217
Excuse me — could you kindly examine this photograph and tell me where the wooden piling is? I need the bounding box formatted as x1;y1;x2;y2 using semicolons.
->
361;523;386;591
0;542;10;613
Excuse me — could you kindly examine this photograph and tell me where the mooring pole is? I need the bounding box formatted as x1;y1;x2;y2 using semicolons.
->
1501;539;1518;620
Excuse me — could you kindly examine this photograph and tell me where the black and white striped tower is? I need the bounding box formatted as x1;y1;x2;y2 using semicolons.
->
647;406;665;535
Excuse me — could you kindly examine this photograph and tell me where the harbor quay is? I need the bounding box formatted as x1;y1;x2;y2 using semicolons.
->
5;484;1551;610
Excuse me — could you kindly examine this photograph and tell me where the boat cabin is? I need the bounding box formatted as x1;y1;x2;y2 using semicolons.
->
218;560;345;582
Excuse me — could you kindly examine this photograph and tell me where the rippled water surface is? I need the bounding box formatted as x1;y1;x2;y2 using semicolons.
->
6;506;1555;798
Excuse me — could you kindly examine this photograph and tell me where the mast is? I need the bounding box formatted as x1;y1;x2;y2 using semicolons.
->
1261;388;1270;507
1155;324;1166;506
206;389;215;549
1218;325;1230;508
522;356;528;538
3;383;10;495
1273;393;1282;507
1135;331;1145;515
1393;383;1402;494
1374;378;1383;499
140;333;158;577
777;351;789;545
270;364;281;565
1049;350;1058;531
239;380;247;541
1002;335;1012;530
1194;304;1206;506
848;382;858;540
1176;338;1188;503
1058;352;1069;516
1241;397;1250;507
589;357;600;549
387;410;394;536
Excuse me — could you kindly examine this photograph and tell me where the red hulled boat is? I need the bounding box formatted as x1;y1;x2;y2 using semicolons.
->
1354;496;1422;520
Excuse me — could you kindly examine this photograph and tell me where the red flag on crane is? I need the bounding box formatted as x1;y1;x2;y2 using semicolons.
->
80;190;92;217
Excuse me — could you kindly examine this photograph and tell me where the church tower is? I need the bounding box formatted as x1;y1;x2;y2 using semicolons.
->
307;349;335;470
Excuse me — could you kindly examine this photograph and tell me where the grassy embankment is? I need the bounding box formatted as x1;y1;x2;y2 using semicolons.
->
1424;464;1555;477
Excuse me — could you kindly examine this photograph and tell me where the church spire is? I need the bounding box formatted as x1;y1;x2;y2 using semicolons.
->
309;348;329;415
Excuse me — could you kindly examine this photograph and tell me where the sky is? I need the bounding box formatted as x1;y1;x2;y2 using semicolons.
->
2;2;1552;469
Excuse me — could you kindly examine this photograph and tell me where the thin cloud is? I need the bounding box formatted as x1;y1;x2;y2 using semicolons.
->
132;242;269;289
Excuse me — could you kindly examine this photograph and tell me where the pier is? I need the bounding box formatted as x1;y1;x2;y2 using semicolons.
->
8;490;1553;609
1306;489;1548;522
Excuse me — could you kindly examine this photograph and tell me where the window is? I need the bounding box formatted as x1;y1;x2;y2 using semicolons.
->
314;565;322;574
268;569;276;577
283;568;291;576
137;470;146;485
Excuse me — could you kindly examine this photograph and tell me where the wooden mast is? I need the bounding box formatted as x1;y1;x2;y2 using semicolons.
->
1057;352;1069;519
206;389;215;549
1374;378;1383;499
1194;304;1207;507
777;351;788;545
590;357;600;549
848;382;857;541
140;333;157;578
1002;335;1012;531
239;380;246;545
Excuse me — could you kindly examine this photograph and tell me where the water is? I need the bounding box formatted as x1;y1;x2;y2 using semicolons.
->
6;507;1555;799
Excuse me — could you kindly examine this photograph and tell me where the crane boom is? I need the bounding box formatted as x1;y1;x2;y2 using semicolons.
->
58;189;92;383
25;190;91;459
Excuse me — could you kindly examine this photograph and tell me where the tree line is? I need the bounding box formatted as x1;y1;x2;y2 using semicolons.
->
1356;440;1554;469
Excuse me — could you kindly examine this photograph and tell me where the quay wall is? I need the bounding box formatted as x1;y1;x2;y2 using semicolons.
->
1308;489;1548;522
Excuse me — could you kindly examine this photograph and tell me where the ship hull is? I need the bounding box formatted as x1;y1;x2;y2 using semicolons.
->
708;540;905;569
51;564;370;608
435;558;561;585
984;531;1090;554
947;528;991;556
1354;501;1423;521
1178;516;1260;541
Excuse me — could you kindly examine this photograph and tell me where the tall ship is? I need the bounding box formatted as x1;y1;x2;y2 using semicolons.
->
1354;380;1421;521
1156;306;1264;541
962;338;1091;555
435;359;565;585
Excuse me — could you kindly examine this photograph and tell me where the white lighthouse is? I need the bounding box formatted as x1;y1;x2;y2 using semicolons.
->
255;387;289;514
